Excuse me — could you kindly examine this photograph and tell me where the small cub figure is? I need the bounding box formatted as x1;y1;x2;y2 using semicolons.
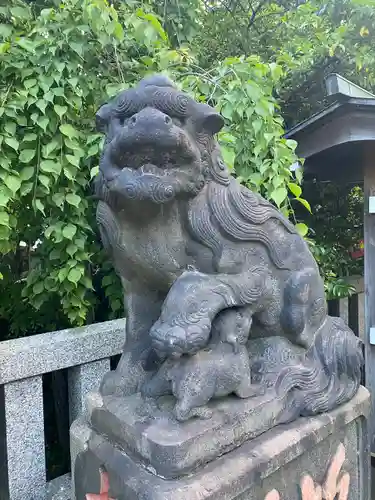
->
142;342;263;421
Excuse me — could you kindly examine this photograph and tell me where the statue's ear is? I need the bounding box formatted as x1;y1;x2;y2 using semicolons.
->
195;104;224;135
95;103;111;132
201;112;224;135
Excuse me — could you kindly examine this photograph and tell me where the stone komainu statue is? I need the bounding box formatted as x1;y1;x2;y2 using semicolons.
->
94;74;363;421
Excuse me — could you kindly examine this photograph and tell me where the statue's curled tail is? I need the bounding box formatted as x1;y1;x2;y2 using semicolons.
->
275;316;363;424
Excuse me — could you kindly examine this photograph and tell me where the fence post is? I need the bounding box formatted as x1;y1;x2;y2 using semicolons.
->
1;376;46;500
68;359;110;424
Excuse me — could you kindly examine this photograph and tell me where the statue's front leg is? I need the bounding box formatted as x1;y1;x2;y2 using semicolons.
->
100;286;164;397
149;268;268;358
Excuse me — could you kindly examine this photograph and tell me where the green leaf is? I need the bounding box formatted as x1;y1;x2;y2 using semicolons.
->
62;224;77;240
59;124;78;140
114;22;124;41
19;149;36;163
58;267;68;282
90;166;99;179
54;105;68;118
296;197;312;214
33;281;44;295
0;42;10;54
24;78;37;89
66;154;80;167
5;137;19;151
137;9;168;41
39;174;50;189
270;186;287;207
40;160;61;175
0;210;9;227
66;243;78;257
20;167;35;181
0;190;10;207
16;115;27;127
285;139;297;151
50;248;60;260
38;116;49;132
82;275;94;290
23;133;37;142
34;199;45;215
288;182;302;198
63;164;76;180
296;223;308;237
0;24;12;39
20;182;33;196
66;193;81;207
67;267;83;284
220;148;235;170
102;274;113;287
36;100;47;114
10;6;31;19
52;192;65;208
43;137;60;157
4;175;21;194
5;121;16;136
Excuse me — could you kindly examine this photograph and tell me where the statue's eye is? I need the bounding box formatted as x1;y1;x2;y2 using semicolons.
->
217;158;226;171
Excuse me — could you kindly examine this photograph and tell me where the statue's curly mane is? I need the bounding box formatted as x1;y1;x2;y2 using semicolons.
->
188;162;298;271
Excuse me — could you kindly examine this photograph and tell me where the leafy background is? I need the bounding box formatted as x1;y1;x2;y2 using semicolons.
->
0;0;366;338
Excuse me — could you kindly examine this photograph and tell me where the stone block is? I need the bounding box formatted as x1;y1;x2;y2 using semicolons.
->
46;474;71;500
89;390;285;479
0;376;45;500
68;359;110;424
0;319;124;384
72;386;370;500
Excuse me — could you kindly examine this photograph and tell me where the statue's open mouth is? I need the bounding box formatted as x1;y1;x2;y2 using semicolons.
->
97;110;205;204
108;128;198;172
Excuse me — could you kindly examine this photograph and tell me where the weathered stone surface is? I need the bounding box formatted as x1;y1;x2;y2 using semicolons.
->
89;390;284;479
46;474;71;500
71;73;367;498
73;386;370;500
92;74;363;424
0;376;45;500
68;359;110;424
0;319;124;384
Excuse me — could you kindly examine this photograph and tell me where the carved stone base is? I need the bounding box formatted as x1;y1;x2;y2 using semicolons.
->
71;387;370;500
88;390;285;479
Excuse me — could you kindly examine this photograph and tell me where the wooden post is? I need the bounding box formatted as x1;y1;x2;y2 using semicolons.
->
364;144;375;454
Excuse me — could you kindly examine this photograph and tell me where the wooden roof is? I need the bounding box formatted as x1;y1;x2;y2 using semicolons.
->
285;98;375;182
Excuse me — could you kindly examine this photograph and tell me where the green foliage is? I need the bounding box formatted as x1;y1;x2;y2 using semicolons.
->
192;0;375;125
303;183;363;299
152;0;203;47
180;56;309;219
188;0;368;295
0;0;189;328
2;0;366;336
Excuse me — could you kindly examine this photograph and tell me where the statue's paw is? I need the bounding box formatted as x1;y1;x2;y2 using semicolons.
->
236;381;266;399
141;378;171;399
100;370;143;397
192;406;213;420
151;322;211;357
174;401;213;421
100;371;126;397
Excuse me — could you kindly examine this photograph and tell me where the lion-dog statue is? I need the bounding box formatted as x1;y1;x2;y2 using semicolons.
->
94;74;363;421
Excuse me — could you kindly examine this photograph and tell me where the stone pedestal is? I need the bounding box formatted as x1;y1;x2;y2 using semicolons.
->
71;386;370;500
